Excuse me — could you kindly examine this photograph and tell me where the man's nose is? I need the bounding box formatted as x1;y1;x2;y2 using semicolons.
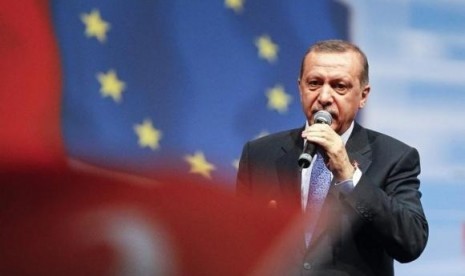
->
318;84;333;105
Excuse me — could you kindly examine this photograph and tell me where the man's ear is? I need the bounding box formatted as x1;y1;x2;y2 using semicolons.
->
359;85;370;109
297;78;303;102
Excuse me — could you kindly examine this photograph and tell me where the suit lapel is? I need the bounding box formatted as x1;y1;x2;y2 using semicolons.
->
345;122;372;174
275;127;304;205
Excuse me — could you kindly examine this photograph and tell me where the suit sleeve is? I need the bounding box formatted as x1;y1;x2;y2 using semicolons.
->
342;147;428;263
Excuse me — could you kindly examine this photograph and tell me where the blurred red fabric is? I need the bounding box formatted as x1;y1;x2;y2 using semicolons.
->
0;168;302;276
0;0;66;170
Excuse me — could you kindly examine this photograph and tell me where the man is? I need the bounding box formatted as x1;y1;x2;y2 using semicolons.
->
236;40;428;276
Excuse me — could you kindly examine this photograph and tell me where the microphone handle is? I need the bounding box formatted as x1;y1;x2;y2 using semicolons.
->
298;142;316;169
298;110;332;169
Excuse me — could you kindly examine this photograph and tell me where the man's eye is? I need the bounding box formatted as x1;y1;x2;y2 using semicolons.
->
307;80;320;89
333;83;348;93
336;83;346;89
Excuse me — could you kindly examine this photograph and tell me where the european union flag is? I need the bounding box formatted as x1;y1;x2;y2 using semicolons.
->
51;0;349;186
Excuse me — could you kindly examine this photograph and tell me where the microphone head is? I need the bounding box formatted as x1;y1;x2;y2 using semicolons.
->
314;110;332;125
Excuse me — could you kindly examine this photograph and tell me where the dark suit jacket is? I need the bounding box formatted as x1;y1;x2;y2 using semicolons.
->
237;122;428;276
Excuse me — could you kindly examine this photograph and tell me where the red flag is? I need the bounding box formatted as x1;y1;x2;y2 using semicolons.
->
0;167;303;275
0;0;65;169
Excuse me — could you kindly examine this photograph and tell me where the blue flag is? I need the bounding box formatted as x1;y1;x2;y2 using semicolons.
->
51;0;349;186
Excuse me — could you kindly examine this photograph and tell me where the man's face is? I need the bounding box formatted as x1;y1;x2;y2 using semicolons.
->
298;51;370;134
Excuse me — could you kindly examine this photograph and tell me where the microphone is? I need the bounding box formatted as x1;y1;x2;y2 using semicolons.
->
298;110;333;169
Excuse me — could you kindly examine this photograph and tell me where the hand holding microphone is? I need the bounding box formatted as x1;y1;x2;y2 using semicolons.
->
298;110;333;169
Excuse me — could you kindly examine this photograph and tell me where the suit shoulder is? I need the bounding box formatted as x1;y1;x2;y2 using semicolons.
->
246;127;302;148
363;127;416;152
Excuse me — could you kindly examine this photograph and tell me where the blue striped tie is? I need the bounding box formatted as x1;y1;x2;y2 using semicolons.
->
305;152;331;246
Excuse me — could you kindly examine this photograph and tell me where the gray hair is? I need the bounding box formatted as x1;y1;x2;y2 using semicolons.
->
299;39;369;86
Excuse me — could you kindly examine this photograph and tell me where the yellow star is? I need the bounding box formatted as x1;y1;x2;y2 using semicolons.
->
225;0;245;13
134;119;162;150
185;151;216;179
255;35;279;63
266;84;292;113
81;9;110;43
97;69;126;102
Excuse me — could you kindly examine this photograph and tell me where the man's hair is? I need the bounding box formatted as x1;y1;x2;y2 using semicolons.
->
299;39;369;86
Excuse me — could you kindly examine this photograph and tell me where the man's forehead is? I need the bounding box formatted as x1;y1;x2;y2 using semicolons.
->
303;52;363;73
306;51;359;61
